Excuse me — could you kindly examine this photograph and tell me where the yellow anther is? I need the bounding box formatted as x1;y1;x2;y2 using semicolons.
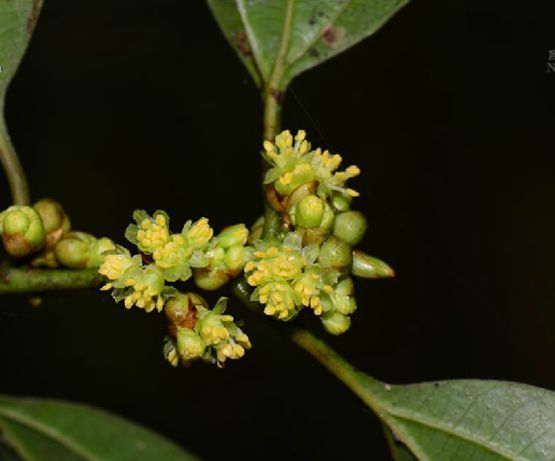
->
346;165;361;176
275;130;293;149
295;130;306;143
346;188;360;197
263;140;275;152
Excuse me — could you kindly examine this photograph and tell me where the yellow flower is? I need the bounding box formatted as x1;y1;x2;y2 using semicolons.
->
245;245;304;287
293;271;328;315
188;217;213;249
136;213;170;253
153;234;189;269
98;251;138;289
258;282;298;320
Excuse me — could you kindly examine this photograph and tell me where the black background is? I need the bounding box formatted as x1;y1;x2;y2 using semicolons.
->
1;0;555;459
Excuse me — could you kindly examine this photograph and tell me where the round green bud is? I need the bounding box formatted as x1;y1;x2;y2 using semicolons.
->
1;206;45;258
33;198;71;249
335;277;354;296
176;328;206;361
351;250;395;279
217;224;249;249
286;181;317;210
54;231;114;269
318;236;352;269
334;295;357;316
193;268;231;291
321;311;351;335
224;245;250;271
331;192;352;212
332;211;367;246
54;231;93;268
165;292;207;328
88;237;116;267
295;195;325;228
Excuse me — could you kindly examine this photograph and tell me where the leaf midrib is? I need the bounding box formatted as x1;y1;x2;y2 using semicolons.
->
0;406;100;461
384;407;521;460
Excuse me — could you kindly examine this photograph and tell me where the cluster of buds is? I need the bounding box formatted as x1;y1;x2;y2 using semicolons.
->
0;199;114;269
243;130;394;335
99;210;252;367
163;293;250;367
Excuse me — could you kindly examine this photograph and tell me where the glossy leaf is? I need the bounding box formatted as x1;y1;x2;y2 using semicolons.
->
362;378;555;460
0;0;40;107
206;0;410;90
0;395;198;461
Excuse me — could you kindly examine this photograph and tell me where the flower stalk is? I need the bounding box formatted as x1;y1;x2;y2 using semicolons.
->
0;114;29;206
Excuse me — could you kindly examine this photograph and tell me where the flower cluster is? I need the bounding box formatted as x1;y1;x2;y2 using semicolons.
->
98;210;252;367
99;247;167;312
0;199;114;268
262;130;360;206
125;210;213;283
243;130;395;334
163;293;251;367
245;231;356;333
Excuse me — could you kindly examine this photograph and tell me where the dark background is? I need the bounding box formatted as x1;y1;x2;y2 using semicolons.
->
1;0;554;459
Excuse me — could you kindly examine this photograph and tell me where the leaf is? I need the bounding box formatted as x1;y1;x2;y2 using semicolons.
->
0;395;199;461
384;427;418;461
289;330;555;461
360;378;555;460
206;0;410;90
0;0;41;109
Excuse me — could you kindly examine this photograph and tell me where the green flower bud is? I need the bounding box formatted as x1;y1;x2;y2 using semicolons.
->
165;292;207;328
321;311;351;335
318;236;352;269
351;250;395;279
224;245;250;271
335;276;354;296
320;203;335;230
286;181;317;209
176;327;206;361
333;294;357;315
55;231;115;268
193;268;231;291
295;195;325;228
0;206;45;258
217;224;248;249
33;198;71;249
332;211;367;246
331;192;352;212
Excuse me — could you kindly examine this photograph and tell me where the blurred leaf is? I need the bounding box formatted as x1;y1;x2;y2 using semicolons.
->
0;0;41;108
206;0;409;91
384;427;417;461
0;395;198;461
362;379;555;460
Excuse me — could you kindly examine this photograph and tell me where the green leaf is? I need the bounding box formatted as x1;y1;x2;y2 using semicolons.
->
361;378;555;460
0;395;198;461
0;0;40;204
0;0;40;108
206;0;410;90
289;330;555;461
384;427;418;461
